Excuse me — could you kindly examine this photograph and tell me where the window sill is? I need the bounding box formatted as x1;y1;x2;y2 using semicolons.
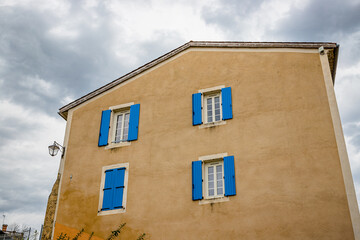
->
105;141;131;150
97;208;126;216
199;196;229;205
198;120;226;129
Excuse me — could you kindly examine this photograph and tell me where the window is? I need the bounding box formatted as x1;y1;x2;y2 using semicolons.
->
192;86;232;127
98;103;140;148
113;110;130;143
192;154;236;202
205;161;224;198
98;163;129;215
204;93;221;123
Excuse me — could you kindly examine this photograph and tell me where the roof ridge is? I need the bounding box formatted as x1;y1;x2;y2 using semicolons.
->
58;41;338;119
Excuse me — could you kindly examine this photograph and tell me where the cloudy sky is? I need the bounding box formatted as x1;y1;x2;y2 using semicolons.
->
0;0;360;235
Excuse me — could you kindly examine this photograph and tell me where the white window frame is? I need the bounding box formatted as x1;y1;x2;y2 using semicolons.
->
204;93;222;124
97;162;129;216
113;110;130;143
198;85;226;129
198;153;229;205
204;160;224;199
105;102;134;149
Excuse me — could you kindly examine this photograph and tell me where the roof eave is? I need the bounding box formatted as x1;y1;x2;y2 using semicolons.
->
58;41;338;120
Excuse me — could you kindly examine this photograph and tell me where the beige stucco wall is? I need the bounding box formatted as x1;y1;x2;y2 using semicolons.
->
54;49;355;239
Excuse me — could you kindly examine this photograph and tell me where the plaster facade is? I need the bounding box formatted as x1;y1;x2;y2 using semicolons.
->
50;43;359;240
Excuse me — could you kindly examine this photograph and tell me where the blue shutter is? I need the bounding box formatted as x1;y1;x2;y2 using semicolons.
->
192;93;202;125
128;104;140;141
221;87;233;120
192;161;203;200
224;156;236;196
113;168;125;209
102;169;114;210
98;110;111;146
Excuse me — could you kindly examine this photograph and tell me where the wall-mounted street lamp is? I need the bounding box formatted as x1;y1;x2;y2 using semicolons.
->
48;141;65;157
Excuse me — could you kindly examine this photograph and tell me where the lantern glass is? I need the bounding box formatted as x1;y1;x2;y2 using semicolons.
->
48;144;60;156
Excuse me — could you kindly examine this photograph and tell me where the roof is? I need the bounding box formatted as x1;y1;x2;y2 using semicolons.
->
58;41;339;120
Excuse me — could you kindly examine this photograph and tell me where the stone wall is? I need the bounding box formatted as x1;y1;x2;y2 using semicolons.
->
41;173;60;240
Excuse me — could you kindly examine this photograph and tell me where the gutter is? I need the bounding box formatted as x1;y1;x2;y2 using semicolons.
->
332;44;340;84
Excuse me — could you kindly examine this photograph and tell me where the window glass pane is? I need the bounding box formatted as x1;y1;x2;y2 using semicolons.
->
208;166;214;196
214;96;221;121
207;98;212;108
207;114;212;123
216;165;223;196
123;113;130;140
115;114;123;143
215;110;221;121
208;189;214;196
208;173;214;181
217;186;223;195
207;98;213;122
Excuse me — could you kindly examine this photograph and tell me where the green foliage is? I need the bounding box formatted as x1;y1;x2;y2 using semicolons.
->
72;228;84;240
106;223;126;240
136;233;146;240
56;223;146;240
57;232;70;240
88;232;94;240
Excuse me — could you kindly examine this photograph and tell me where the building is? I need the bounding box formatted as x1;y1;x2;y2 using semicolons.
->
43;41;360;240
1;224;25;240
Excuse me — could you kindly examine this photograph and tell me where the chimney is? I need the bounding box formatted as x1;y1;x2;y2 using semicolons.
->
2;224;7;232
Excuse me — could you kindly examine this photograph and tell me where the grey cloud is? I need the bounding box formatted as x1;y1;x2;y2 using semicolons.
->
137;31;186;65
273;0;360;41
343;122;360;140
201;0;266;31
0;0;359;233
269;0;360;66
0;117;42;148
350;134;360;150
0;167;51;213
0;3;130;115
336;71;360;126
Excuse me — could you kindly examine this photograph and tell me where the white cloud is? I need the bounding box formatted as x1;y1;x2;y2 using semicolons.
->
48;25;80;40
345;135;360;206
61;96;75;106
0;0;359;236
0;99;65;231
19;75;52;93
104;0;225;66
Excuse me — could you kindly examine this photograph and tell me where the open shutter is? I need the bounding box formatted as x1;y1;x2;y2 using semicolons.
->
224;156;236;196
102;169;114;210
221;87;233;120
113;168;125;209
98;110;111;146
192;161;203;200
192;93;202;125
128;104;140;141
